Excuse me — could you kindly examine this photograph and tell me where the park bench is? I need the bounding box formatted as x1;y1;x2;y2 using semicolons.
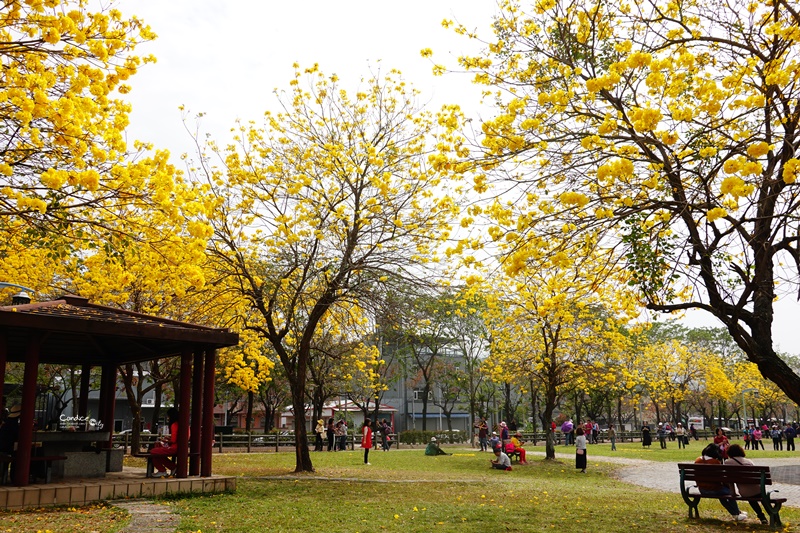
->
678;463;786;529
134;451;199;478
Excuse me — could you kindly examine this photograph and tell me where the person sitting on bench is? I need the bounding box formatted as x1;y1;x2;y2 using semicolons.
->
695;443;748;522
725;444;769;525
151;407;180;478
0;405;20;483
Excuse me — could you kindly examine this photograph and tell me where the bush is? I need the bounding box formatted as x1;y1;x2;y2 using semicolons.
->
398;430;465;445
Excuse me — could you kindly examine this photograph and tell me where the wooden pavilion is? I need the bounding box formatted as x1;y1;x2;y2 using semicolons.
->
0;294;238;487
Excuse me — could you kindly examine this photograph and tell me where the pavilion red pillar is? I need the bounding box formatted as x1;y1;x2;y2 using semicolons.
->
0;333;6;412
98;364;116;448
176;349;192;478
190;350;204;475
14;335;41;486
78;364;91;418
201;348;216;477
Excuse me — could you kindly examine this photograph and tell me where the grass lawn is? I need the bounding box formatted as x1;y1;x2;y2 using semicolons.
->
1;447;797;532
0;502;128;532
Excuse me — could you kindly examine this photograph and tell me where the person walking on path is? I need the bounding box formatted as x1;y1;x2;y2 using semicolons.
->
561;419;574;446
771;425;784;451
499;421;510;447
713;427;730;458
657;423;668;449
361;418;373;465
690;423;698;440
335;419;346;451
676;423;686;449
695;443;749;522
380;419;392;451
725;444;769;525
784;423;796;452
314;419;325;452
608;424;617;451
476;417;489;452
575;427;587;473
326;418;335;451
752;426;765;450
641;423;652;448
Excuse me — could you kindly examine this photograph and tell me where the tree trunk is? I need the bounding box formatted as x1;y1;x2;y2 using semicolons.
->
246;390;254;433
539;390;558;460
421;385;430;431
290;385;313;472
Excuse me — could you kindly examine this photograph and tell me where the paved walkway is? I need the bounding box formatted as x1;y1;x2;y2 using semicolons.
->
113;499;179;533
529;450;800;507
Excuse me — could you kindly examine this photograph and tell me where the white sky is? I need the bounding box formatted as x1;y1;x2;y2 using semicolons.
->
117;0;800;355
121;0;494;157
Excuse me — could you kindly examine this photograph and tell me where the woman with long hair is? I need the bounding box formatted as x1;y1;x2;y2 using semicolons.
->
361;418;373;465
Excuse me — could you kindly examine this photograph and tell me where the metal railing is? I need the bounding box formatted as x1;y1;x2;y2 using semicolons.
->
113;428;717;454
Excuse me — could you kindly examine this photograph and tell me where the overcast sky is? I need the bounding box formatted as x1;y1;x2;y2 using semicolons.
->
118;0;800;354
122;0;494;158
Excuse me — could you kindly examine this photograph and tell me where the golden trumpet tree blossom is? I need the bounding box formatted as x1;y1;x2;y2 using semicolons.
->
198;65;468;472
0;0;182;255
452;0;800;405
484;244;636;459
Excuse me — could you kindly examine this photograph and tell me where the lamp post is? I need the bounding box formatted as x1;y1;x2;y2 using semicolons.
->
741;388;758;432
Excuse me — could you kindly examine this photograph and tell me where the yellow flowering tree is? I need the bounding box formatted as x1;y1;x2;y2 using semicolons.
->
0;0;179;256
450;0;800;403
198;65;468;472
484;243;635;459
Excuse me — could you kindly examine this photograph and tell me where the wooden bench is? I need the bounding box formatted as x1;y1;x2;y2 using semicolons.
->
678;463;787;528
134;451;199;478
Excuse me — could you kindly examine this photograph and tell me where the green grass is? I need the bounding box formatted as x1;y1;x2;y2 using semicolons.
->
2;447;798;532
0;501;128;532
169;448;799;532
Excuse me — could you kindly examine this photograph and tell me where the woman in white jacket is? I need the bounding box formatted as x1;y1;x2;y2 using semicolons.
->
725;444;768;525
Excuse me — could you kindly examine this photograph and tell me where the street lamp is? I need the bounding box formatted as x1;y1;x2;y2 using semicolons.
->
741;388;759;432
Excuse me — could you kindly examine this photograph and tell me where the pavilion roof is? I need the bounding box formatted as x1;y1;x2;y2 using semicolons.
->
0;294;239;365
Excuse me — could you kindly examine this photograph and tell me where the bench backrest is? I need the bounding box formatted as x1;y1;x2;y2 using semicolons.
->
677;463;772;485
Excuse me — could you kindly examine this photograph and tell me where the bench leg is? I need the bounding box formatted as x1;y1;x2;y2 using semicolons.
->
765;502;782;529
146;456;154;478
686;497;700;519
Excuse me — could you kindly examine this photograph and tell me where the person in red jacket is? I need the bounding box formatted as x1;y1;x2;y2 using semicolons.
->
361;418;373;465
152;408;180;478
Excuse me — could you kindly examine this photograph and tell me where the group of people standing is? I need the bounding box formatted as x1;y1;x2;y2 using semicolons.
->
642;421;697;448
743;422;796;451
315;417;393;458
